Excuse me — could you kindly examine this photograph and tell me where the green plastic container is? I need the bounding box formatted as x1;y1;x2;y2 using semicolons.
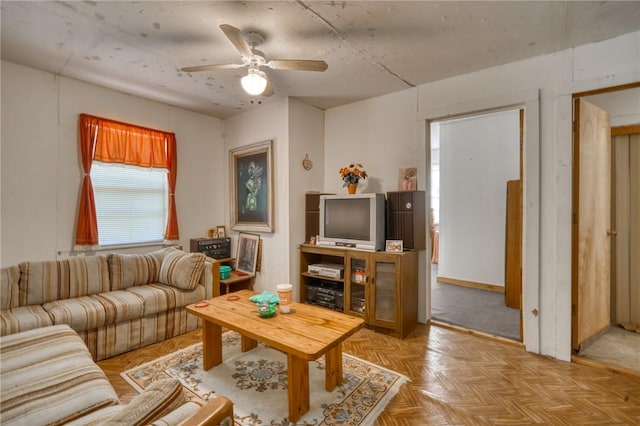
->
220;265;232;280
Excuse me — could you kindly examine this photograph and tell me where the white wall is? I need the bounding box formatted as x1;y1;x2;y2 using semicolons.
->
438;110;520;287
223;100;291;293
0;60;224;266
288;99;325;301
324;88;422;195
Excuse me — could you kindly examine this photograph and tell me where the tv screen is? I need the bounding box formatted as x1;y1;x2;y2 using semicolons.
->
324;198;370;241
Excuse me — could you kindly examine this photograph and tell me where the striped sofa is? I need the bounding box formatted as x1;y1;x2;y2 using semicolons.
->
0;324;234;426
0;247;220;361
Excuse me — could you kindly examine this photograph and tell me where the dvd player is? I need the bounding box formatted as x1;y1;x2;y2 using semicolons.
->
308;263;344;279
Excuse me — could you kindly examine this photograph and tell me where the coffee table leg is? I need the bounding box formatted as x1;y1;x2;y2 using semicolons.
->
325;343;343;391
202;321;222;370
241;335;257;352
287;353;309;423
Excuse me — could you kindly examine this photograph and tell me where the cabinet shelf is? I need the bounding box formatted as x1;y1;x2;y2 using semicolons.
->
299;244;418;339
301;272;344;283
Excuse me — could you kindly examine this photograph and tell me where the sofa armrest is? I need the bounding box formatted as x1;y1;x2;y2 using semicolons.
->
179;397;233;426
203;257;221;298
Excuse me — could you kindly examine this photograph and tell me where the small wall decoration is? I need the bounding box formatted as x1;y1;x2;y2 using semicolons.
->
236;232;260;275
385;240;403;253
230;140;274;233
216;225;226;238
302;153;313;171
398;167;417;191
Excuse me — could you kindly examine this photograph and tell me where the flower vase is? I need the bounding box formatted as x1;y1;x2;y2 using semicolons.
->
347;183;357;195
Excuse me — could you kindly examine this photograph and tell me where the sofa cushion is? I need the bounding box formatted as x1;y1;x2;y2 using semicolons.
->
0;325;119;426
19;255;110;305
108;249;165;290
0;266;20;310
158;249;206;290
0;305;53;336
101;379;186;426
126;283;205;316
94;290;145;322
149;401;203;426
43;295;113;332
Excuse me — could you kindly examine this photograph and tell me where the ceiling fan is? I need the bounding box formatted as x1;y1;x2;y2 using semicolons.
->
180;24;328;97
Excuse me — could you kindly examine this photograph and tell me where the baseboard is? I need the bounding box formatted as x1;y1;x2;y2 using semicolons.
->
436;275;504;293
428;319;523;348
571;354;640;379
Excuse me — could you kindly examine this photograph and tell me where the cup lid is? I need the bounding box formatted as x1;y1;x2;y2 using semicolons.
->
276;283;292;291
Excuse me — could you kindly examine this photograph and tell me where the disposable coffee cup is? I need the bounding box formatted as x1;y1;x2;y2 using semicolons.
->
277;283;293;313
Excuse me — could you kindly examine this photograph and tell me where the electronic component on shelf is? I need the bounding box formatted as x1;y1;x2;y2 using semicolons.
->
190;237;231;259
305;281;344;311
308;263;344;279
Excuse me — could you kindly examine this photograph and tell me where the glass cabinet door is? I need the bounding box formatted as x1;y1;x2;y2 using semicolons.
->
372;256;398;327
347;254;368;319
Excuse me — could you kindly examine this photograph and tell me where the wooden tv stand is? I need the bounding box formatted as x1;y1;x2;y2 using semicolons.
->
299;244;418;339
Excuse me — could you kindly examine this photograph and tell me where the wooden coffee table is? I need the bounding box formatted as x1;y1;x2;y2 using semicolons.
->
186;289;364;422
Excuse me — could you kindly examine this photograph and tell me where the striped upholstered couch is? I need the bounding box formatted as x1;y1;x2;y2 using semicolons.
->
0;324;233;426
0;246;220;361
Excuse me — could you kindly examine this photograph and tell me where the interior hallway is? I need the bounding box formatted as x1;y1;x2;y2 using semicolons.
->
429;263;521;341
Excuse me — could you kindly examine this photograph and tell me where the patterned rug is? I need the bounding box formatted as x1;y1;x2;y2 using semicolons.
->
121;332;408;425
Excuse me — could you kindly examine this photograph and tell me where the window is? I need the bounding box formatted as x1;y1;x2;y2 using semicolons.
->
75;114;178;249
91;162;168;246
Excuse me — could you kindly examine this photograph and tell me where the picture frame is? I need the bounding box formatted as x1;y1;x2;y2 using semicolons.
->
207;228;217;238
216;225;226;238
230;140;274;233
385;240;403;253
235;232;260;275
398;167;417;191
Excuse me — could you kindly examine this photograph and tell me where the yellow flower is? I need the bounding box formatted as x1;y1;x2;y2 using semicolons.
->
339;163;368;186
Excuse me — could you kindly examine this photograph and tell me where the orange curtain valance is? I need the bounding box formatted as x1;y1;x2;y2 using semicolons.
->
82;114;174;168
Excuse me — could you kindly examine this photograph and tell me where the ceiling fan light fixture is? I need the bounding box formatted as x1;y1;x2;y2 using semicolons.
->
241;69;267;96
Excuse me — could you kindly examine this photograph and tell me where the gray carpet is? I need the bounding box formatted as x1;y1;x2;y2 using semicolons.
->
430;264;521;340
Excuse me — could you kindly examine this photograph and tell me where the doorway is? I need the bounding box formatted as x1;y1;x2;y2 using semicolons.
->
571;84;640;374
429;109;522;341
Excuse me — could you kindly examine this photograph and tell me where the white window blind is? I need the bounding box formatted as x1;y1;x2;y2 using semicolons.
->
91;161;168;246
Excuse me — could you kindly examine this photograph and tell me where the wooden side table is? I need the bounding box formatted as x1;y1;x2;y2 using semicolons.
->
220;271;255;294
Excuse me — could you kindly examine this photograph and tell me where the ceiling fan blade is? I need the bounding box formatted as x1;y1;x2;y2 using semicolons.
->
180;63;245;73
262;75;275;97
219;24;252;57
270;59;328;72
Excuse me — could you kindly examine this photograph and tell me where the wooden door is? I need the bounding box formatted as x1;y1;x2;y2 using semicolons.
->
505;179;522;309
572;99;612;350
613;130;640;327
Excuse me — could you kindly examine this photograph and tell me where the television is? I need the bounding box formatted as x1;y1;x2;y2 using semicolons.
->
318;193;386;251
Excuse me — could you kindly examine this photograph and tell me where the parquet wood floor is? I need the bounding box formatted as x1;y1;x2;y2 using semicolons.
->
98;323;640;425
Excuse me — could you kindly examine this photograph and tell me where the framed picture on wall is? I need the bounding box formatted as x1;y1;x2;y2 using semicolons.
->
230;140;274;233
235;232;260;275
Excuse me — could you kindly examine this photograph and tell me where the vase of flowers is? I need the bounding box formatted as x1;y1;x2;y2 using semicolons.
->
339;163;368;194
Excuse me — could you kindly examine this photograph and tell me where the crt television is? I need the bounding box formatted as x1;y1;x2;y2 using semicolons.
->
318;193;386;251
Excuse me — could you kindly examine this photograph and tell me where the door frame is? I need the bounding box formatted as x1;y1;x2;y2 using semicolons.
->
420;89;540;353
570;82;640;351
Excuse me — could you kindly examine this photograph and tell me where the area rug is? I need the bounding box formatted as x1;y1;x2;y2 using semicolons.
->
121;332;408;425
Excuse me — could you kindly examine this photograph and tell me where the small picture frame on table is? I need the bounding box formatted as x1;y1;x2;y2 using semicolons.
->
217;225;226;238
385;240;403;253
207;228;217;238
236;232;260;275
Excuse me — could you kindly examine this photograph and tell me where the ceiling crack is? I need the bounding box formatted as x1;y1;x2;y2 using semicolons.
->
295;0;415;88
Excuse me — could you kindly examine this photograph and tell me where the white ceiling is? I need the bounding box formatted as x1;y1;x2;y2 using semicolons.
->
2;1;639;119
